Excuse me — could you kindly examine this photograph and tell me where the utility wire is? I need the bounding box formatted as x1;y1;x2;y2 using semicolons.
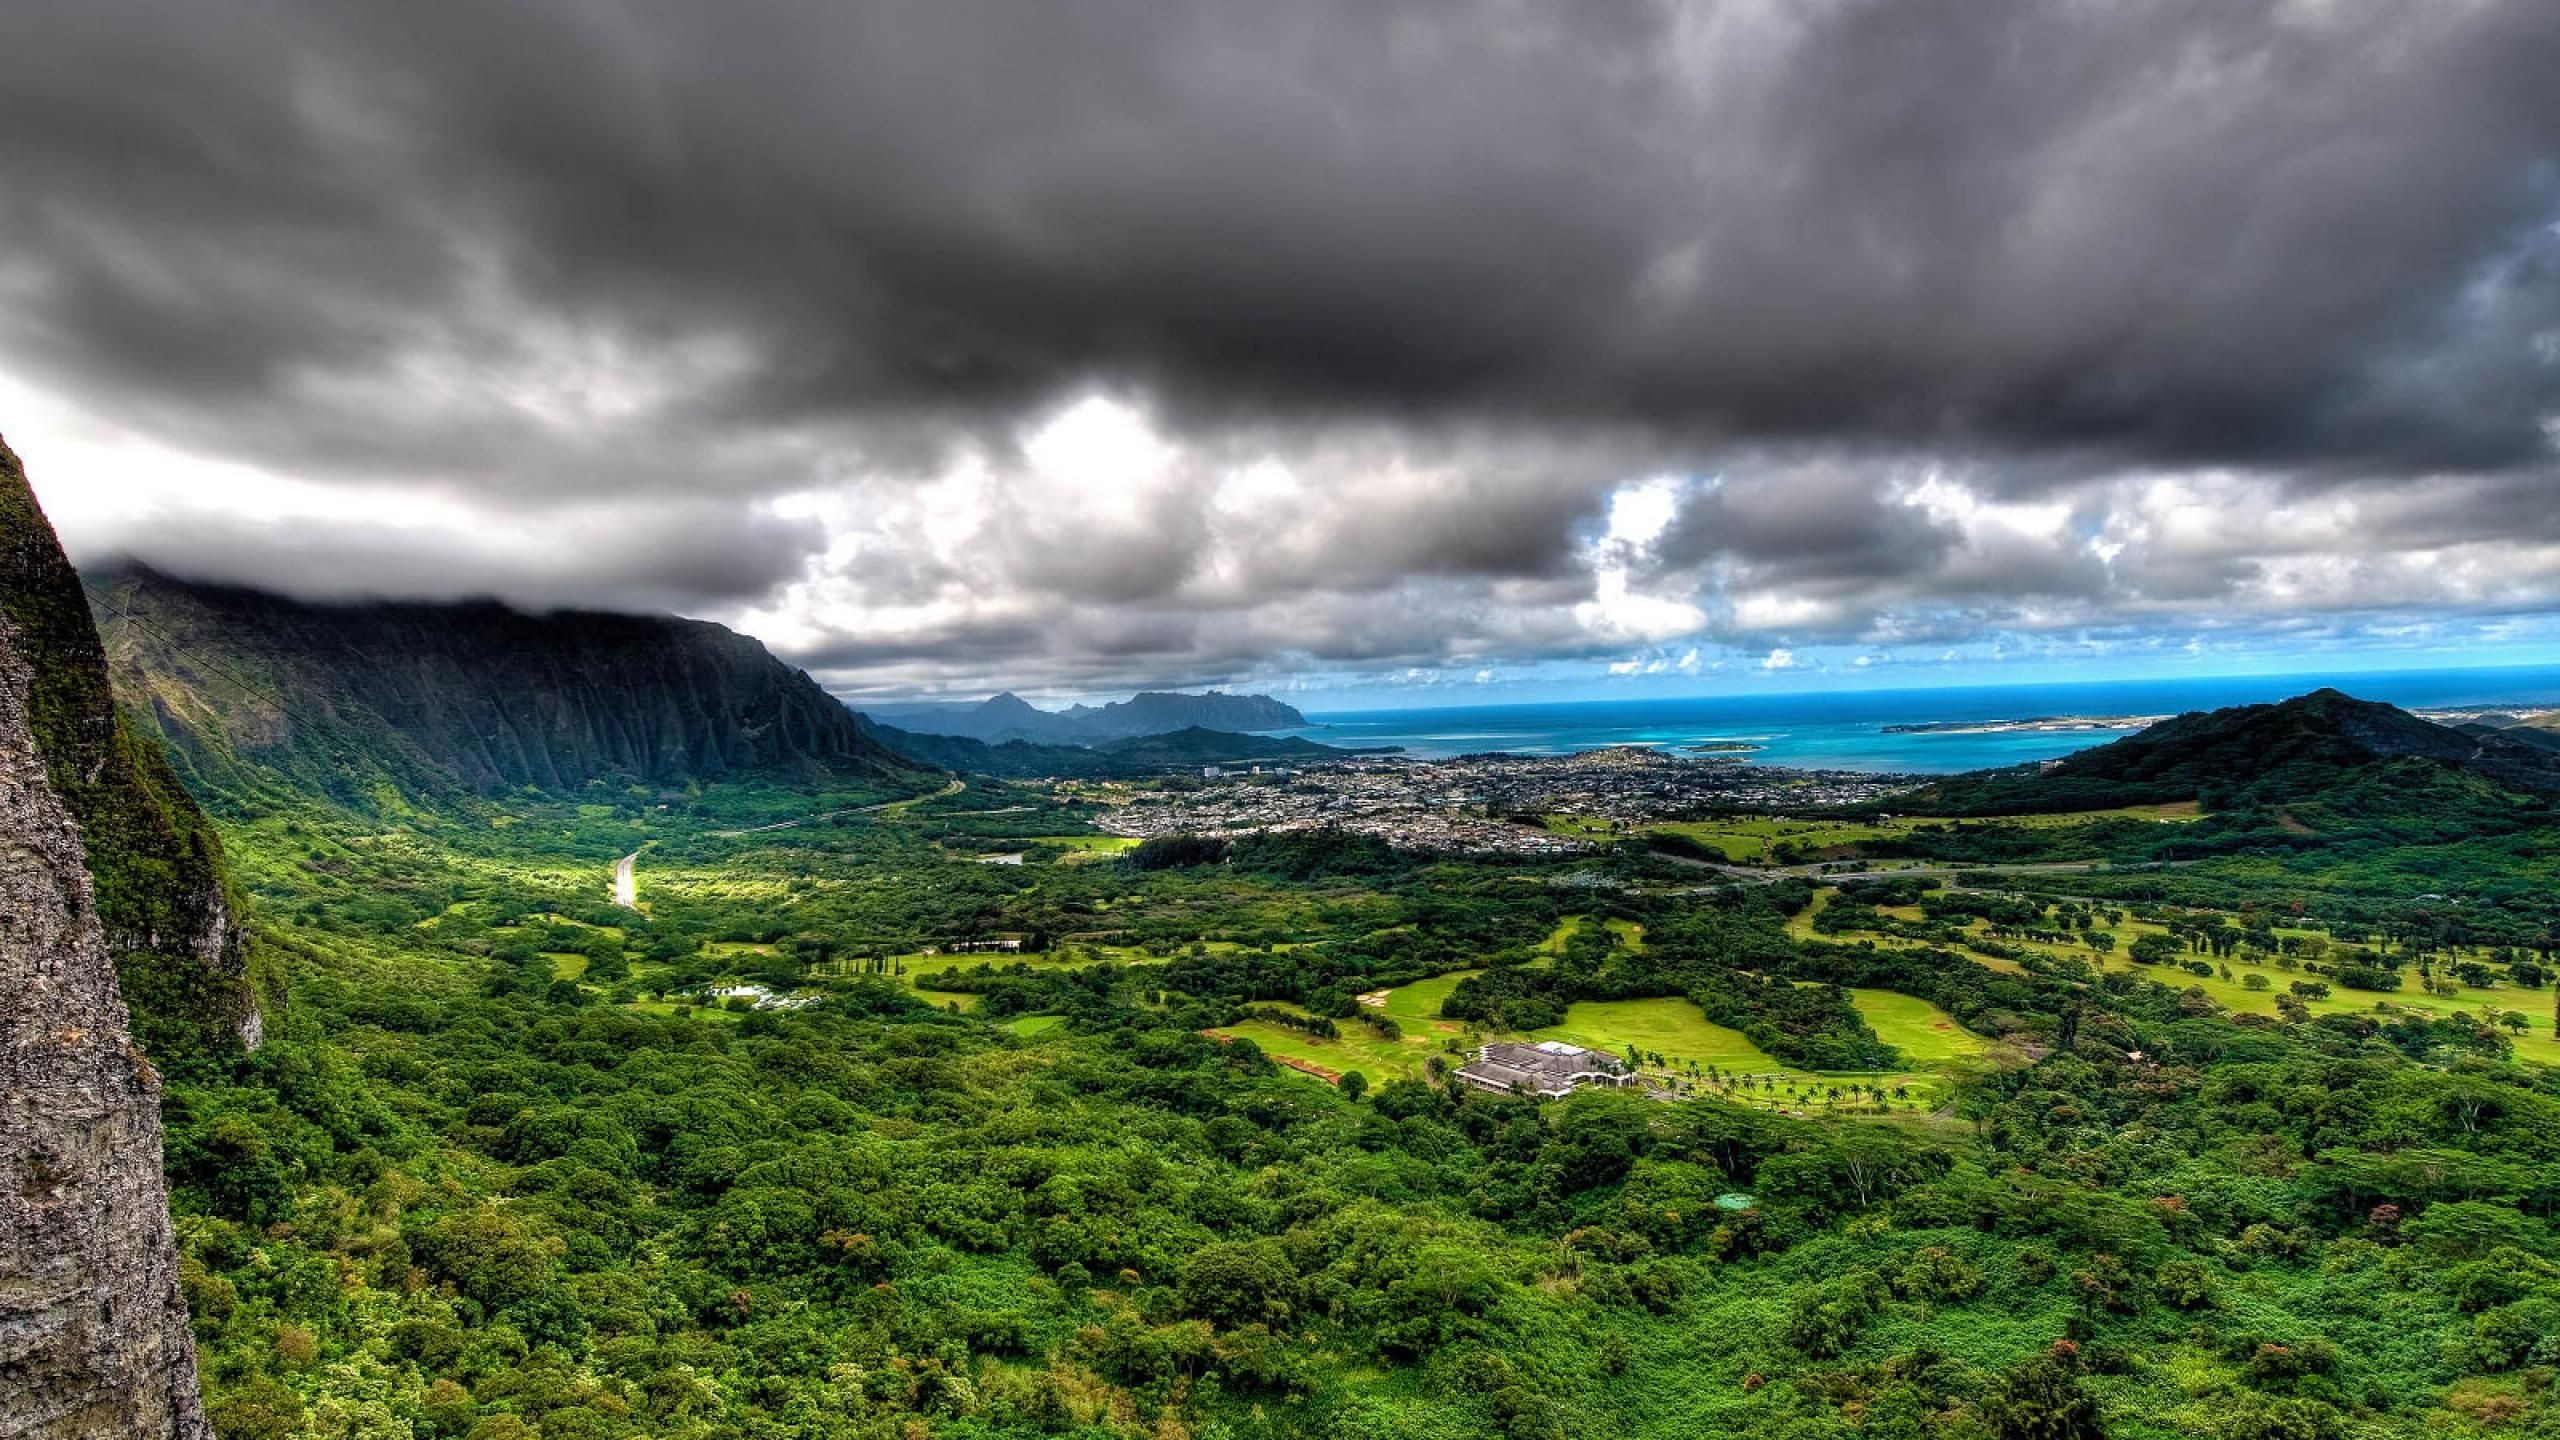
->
77;577;299;723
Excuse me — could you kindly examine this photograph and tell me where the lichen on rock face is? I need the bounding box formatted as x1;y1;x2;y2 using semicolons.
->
0;601;211;1437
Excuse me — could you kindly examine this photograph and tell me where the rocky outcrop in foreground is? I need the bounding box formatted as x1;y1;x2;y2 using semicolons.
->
0;441;263;1065
0;588;209;1436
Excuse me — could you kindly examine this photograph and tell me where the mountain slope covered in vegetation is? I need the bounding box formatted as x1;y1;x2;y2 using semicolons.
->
863;718;1348;777
0;443;266;1062
87;565;935;814
1902;689;2560;825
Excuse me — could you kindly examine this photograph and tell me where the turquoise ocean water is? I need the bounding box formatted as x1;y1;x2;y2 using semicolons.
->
1278;667;2560;774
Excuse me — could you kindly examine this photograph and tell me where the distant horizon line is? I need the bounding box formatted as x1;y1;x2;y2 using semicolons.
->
845;659;2560;721
1295;661;2560;719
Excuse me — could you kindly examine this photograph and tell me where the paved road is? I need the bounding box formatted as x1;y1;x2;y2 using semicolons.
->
613;850;640;909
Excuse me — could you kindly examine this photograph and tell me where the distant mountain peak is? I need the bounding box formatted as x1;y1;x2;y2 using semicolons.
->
1901;687;2560;818
861;688;1306;746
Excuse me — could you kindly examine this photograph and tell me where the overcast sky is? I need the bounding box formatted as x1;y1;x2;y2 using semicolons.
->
8;0;2559;706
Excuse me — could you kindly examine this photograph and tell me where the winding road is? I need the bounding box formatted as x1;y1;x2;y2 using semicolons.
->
613;850;640;909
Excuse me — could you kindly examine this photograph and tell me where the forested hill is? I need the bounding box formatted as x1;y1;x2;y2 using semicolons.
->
86;565;935;811
860;717;1347;776
864;688;1307;745
1066;690;1308;739
1902;688;2560;817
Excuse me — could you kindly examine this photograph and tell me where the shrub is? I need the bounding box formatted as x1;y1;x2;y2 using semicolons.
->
2242;1337;2340;1392
2154;1259;2218;1310
1894;1246;1984;1303
1978;1354;2104;1440
1786;1269;1888;1358
2220;1394;2347;1440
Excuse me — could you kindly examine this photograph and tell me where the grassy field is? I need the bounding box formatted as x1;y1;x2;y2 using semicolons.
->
1611;802;2205;863
1531;997;1792;1074
1228;970;1982;1112
1373;969;1479;1028
1033;835;1142;864
1847;987;1987;1063
1641;816;1911;862
827;946;1161;1011
1211;1017;1465;1084
1790;887;2560;1066
623;998;741;1023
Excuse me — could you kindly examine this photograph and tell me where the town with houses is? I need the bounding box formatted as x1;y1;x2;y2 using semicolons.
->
1094;746;1910;856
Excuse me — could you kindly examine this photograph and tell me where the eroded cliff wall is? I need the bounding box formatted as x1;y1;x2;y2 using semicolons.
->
0;583;209;1437
0;440;263;1065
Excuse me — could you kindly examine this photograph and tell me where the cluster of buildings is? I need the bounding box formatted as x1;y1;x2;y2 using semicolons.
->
1094;746;1908;855
697;983;819;1012
1454;1040;1637;1097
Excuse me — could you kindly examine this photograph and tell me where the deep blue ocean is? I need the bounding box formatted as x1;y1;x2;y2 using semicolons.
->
1278;667;2560;774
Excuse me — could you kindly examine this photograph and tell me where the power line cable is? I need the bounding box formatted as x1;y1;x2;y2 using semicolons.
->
77;577;299;723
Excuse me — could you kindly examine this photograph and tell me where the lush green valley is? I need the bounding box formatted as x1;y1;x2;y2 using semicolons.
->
26;568;2548;1440
120;687;2560;1440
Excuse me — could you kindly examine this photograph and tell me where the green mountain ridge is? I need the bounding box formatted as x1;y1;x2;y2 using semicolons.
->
861;718;1349;777
88;564;936;815
1901;688;2560;827
864;688;1308;746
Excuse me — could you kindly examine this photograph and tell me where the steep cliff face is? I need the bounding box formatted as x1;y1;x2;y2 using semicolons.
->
0;532;210;1436
0;441;262;1066
88;565;931;809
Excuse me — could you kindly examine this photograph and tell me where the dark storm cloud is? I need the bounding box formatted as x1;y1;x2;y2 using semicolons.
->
61;488;822;617
6;0;2560;688
9;0;2558;473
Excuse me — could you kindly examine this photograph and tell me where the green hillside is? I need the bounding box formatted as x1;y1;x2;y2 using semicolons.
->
89;564;938;817
1902;689;2560;835
1;441;271;1063
62;577;2560;1440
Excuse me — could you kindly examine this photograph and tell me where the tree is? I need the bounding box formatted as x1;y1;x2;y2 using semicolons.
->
2129;933;2183;967
1178;1239;1298;1329
1979;1353;2105;1440
1337;1070;1369;1102
415;1205;555;1312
